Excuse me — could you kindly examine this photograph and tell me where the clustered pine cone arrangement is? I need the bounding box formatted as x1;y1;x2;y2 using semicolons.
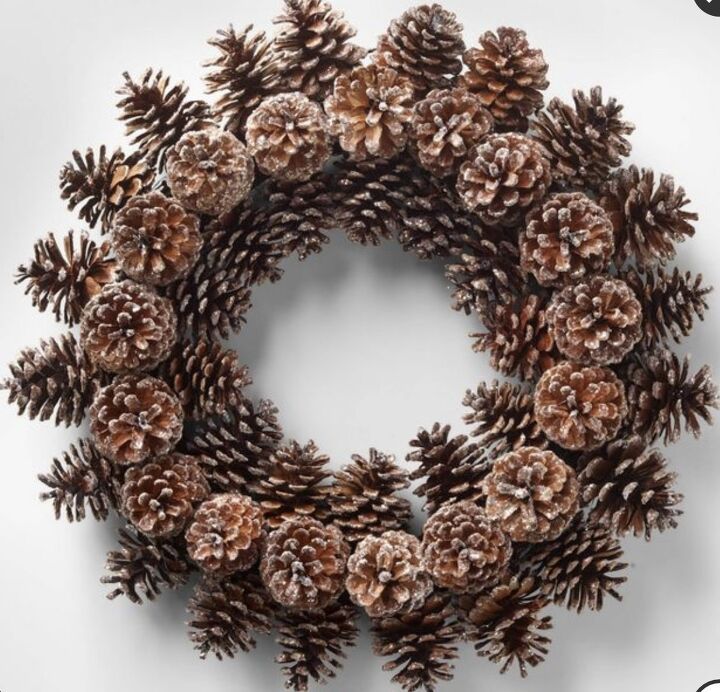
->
3;2;716;691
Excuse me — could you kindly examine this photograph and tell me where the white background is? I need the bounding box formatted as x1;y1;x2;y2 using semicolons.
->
1;1;719;690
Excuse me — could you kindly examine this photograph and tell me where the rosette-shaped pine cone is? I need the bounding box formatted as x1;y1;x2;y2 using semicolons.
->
120;454;210;537
456;133;551;226
166;128;254;217
519;192;614;287
460;27;549;132
186;493;265;576
421;501;512;593
547;275;643;366
80;280;177;374
324;64;414;160
246;92;331;182
89;375;183;465
375;4;465;94
534;362;628;451
484;448;580;543
346;530;432;617
260;517;349;610
111;191;202;286
408;88;494;177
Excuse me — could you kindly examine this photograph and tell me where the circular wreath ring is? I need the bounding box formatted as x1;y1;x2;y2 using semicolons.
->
4;2;718;691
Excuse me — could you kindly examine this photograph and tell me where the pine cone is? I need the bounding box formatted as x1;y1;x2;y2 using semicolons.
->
375;4;465;94
484;447;580;543
324;64;414;160
166;128;254;217
532;86;634;189
273;0;366;100
16;231;116;326
519;192;615;287
599;165;698;268
249;440;330;528
408;87;494;177
80;280;178;374
422;501;512;593
89;374;184;465
121;454;210;538
578;435;683;539
534;361;627;451
456;133;551;226
346;530;433;617
327;449;411;544
112;191;202;286
186;493;265;576
460;27;549;132
59;146;153;232
547;275;643;365
260;517;349;610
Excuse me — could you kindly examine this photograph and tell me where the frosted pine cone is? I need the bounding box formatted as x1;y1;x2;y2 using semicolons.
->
456;133;551;226
324;64;414;160
547;275;643;365
80;280;177;374
346;530;432;617
186;493;265;576
112;191;202;286
484;448;580;543
421;501;512;593
520;192;614;287
260;517;349;610
166;128;254;216
246;92;331;182
89;374;183;465
121;454;209;537
534;362;627;451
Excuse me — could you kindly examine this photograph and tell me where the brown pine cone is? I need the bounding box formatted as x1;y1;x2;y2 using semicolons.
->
456;133;551;226
408;87;494;177
246;92;331;182
121;453;210;537
166;128;254;217
80;280;177;374
460;27;548;132
484;447;579;543
547;275;643;366
520;192;614;287
421;501;512;593
324;64;414;160
112;191;202;286
89;374;183;465
185;493;265;576
534;362;627;451
260;517;349;610
375;4;465;94
346;530;432;617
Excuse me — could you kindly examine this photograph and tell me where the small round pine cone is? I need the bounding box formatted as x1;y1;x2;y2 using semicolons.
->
120;453;209;537
484;448;579;543
80;280;177;374
408;88;494;177
111;191;202;286
185;493;265;576
547;275;643;366
520;192;614;287
89;374;183;465
166;128;254;216
246;92;332;183
534;362;628;451
324;64;414;160
260;517;350;611
346;530;432;617
456;133;551;226
421;501;512;593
